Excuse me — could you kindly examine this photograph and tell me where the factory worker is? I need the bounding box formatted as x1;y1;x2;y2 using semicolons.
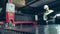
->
43;5;55;24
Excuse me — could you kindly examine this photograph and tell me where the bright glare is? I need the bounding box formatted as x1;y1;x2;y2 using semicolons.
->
56;14;60;16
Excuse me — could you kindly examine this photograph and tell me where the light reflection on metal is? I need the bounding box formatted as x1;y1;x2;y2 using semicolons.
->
27;0;36;5
56;25;60;34
30;0;56;7
56;14;60;16
0;8;2;13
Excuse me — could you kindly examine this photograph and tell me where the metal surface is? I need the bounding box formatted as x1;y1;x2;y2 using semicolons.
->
0;25;60;34
29;0;56;7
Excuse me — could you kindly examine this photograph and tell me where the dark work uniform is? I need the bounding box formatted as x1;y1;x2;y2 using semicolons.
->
47;11;56;25
55;15;60;24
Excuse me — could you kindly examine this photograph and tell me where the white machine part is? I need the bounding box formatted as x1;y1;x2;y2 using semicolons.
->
6;3;15;12
35;15;38;21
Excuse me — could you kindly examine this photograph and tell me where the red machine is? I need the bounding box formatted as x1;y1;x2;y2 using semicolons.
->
6;0;15;23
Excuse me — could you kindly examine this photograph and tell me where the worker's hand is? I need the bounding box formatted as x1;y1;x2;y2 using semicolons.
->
46;20;48;24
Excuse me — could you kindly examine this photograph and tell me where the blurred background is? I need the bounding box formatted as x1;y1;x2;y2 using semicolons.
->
0;0;60;34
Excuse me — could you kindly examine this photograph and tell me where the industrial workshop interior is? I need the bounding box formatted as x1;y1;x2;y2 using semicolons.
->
0;0;60;34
